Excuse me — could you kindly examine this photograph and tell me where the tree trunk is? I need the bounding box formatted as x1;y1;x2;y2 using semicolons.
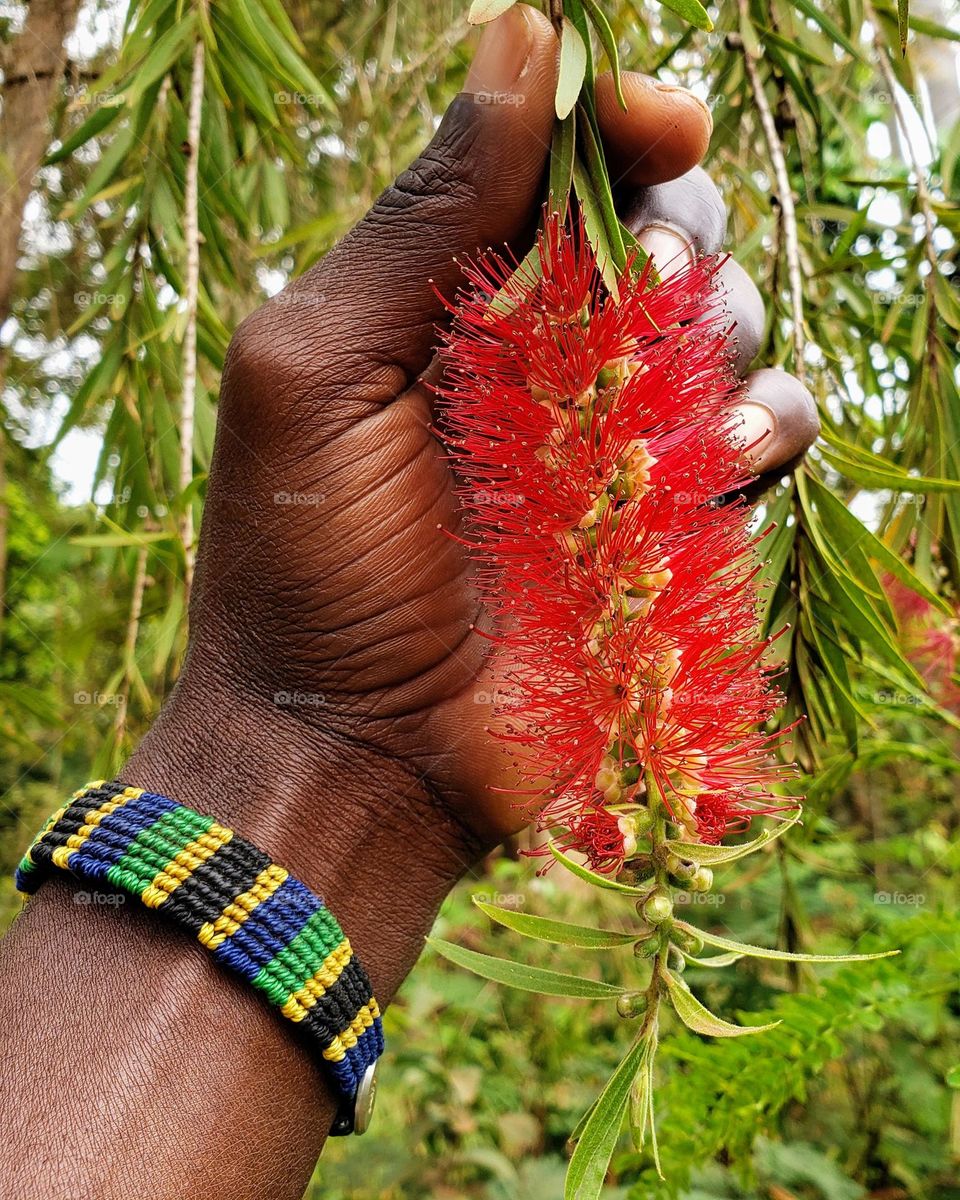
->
0;0;82;643
0;0;81;322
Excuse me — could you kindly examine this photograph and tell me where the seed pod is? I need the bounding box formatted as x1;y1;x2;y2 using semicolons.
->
665;852;696;880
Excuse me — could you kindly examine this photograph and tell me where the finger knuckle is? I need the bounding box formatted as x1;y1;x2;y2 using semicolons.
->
222;300;315;413
372;120;483;230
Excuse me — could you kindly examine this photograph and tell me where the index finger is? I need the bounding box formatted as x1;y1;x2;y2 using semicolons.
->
595;71;713;187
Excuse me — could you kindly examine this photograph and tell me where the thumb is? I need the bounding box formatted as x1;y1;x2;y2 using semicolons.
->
237;5;558;421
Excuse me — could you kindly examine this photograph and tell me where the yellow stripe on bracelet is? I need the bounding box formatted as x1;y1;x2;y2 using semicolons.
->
142;823;234;909
197;863;288;948
321;999;381;1063
49;785;144;872
280;939;353;1022
18;782;385;1126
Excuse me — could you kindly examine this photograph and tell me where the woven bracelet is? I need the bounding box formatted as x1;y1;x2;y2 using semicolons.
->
16;780;384;1136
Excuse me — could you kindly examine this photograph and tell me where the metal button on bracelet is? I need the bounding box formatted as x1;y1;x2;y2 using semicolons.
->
16;780;385;1136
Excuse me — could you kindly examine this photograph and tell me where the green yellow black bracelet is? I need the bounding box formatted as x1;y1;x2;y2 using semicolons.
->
16;780;383;1136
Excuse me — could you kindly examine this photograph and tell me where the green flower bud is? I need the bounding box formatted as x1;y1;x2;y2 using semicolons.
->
643;891;674;925
689;866;714;893
671;928;704;956
616;992;649;1018
633;935;660;959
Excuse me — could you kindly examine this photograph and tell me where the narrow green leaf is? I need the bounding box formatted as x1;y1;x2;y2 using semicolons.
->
45;101;125;165
662;808;801;865
548;111;576;213
256;0;309;52
898;0;910;54
488;241;543;318
791;0;861;58
627;1034;662;1176
556;18;588;120
71;531;174;549
123;13;198;105
564;0;595;88
656;0;713;32
565;1034;650;1200
674;919;900;963
576;107;627;270
757;26;832;66
230;0;332;108
547;838;648;894
427;938;625;997
573;162;620;297
819;440;960;495
663;971;781;1037
908;13;960;41
805;473;951;615
54;338;124;445
474;900;638;948
254;211;349;257
580;0;626;108
933;270;960;332
64;120;137;219
467;0;518;23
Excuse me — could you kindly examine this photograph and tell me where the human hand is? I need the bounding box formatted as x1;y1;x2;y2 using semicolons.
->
160;4;818;867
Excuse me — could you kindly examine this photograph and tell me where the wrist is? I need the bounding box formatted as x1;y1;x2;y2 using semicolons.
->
0;669;478;1199
120;664;478;1001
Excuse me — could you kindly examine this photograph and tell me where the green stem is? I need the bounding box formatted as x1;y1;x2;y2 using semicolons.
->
641;770;670;1028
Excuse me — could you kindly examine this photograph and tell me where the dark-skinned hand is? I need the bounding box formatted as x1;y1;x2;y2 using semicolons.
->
162;3;818;846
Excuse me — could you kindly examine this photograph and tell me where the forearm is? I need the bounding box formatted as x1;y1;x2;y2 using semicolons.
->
0;671;474;1200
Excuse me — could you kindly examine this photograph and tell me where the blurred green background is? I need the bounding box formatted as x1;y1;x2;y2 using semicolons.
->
0;0;958;1196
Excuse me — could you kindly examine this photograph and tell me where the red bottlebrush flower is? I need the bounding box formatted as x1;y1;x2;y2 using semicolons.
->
885;573;960;712
438;210;794;870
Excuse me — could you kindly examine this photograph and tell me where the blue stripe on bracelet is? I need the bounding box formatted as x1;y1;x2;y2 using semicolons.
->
16;782;384;1124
